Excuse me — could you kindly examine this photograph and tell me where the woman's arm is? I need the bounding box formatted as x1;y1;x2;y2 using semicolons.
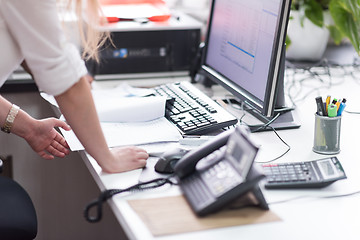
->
0;95;71;159
1;1;148;172
54;75;148;173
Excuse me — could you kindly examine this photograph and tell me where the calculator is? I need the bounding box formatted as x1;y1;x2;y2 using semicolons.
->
261;157;347;189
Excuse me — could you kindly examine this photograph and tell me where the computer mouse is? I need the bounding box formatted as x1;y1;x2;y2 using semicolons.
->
154;148;189;174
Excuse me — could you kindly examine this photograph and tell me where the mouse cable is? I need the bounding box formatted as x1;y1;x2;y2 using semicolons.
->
84;176;177;223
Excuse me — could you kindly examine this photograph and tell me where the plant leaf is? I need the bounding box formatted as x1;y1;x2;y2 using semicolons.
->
285;35;292;49
339;0;360;20
304;0;324;27
328;25;344;44
330;0;360;54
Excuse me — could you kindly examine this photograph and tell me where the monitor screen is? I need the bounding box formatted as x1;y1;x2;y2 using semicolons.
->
201;0;297;129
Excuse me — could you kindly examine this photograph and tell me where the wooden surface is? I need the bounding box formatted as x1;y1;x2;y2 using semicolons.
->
128;195;281;237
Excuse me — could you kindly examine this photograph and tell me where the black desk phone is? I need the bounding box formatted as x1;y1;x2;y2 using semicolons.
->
174;126;268;216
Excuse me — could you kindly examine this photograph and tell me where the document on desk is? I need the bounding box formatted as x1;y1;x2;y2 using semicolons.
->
41;83;182;150
94;96;166;122
40;83;163;122
60;117;182;151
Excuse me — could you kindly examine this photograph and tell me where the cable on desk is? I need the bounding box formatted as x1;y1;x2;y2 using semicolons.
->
248;113;291;163
344;110;360;114
249;112;281;133
84;176;176;223
223;100;292;163
222;97;281;132
267;189;360;205
255;126;291;163
285;58;359;107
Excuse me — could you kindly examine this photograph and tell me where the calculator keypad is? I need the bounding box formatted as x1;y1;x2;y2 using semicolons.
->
262;162;318;185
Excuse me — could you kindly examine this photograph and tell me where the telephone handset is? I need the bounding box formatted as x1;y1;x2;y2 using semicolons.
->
174;129;233;179
174;126;268;216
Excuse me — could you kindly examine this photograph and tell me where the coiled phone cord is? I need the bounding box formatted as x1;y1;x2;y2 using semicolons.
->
84;177;176;223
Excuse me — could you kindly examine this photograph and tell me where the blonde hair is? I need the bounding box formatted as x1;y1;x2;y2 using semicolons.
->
62;0;110;62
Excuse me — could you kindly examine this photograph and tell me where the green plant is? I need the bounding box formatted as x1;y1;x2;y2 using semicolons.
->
290;0;360;55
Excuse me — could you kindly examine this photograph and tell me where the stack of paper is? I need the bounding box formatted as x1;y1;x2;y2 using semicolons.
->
41;83;182;151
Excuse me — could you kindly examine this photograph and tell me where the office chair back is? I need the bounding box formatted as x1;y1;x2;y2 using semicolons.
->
0;172;38;239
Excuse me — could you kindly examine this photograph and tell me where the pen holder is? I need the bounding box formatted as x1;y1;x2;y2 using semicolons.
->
313;113;341;154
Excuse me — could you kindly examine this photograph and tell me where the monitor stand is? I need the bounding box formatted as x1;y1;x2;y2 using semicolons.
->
240;45;301;133
242;105;301;133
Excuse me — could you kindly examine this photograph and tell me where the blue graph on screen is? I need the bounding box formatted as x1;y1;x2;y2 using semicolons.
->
219;0;262;73
227;41;255;58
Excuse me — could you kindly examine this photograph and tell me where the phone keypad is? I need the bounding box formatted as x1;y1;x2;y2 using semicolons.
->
202;161;243;197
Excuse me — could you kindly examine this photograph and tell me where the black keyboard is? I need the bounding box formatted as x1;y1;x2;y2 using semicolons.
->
153;81;238;135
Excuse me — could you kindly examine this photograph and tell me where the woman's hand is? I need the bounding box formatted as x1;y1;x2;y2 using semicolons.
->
23;118;71;160
55;76;148;173
100;146;149;173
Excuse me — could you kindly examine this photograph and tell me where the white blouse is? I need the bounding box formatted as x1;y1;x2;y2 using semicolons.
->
0;0;87;96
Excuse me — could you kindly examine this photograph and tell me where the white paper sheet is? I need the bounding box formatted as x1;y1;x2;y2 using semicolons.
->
94;96;166;122
60;117;182;151
40;83;164;122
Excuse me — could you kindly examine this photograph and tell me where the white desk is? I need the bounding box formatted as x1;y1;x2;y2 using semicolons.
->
80;67;360;240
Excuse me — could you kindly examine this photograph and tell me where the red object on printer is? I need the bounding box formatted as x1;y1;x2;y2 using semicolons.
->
99;0;171;23
100;0;166;4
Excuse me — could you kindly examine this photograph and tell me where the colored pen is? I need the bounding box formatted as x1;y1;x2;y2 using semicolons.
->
315;96;326;116
325;95;331;115
328;103;337;117
323;102;327;116
337;98;347;116
335;98;341;110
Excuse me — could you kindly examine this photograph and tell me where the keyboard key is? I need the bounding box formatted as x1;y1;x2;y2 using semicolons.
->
153;82;238;135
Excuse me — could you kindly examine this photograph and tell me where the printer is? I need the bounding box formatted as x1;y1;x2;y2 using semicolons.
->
86;11;203;80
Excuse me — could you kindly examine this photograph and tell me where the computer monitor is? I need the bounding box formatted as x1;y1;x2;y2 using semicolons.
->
200;0;300;131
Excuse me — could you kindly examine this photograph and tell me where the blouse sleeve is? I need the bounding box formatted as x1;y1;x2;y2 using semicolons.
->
0;0;88;96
